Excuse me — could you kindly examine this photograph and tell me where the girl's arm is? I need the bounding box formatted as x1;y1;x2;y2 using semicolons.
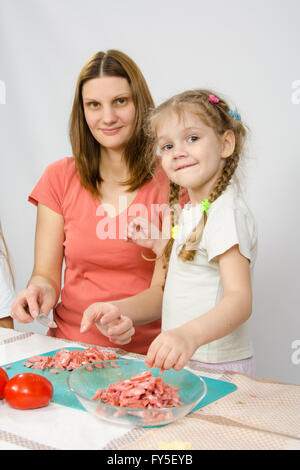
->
146;244;252;370
185;244;252;343
11;203;64;323
79;214;170;342
111;255;165;324
79;255;165;339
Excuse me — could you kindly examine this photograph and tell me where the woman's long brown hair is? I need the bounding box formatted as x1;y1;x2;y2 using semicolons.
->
69;50;156;197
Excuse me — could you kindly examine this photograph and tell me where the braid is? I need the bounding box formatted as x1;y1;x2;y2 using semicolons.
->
179;152;239;261
162;181;180;274
176;92;245;262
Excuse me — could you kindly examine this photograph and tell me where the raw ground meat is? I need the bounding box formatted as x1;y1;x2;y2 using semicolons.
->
23;347;118;371
92;370;183;409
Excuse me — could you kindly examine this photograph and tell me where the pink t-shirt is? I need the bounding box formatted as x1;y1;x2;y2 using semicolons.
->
28;157;172;354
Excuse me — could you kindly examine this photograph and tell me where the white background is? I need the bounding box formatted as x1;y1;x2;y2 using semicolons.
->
0;0;299;384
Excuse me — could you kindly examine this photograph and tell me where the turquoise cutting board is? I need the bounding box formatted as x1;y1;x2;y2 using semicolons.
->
193;376;237;411
2;347;87;410
2;348;237;413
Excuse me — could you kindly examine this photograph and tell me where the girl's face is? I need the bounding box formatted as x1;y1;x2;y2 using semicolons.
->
156;108;233;202
82;76;136;152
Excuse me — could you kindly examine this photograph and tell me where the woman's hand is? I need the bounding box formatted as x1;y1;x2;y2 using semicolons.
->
11;203;64;325
126;216;168;256
11;283;57;324
80;302;135;345
145;326;198;371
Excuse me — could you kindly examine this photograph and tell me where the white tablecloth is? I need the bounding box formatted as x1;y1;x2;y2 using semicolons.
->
0;328;222;450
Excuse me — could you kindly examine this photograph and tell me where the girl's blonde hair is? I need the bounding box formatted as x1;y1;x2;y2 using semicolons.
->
69;49;155;197
0;224;15;288
148;89;247;271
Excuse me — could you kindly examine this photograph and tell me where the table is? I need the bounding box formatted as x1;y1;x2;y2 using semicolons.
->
0;327;299;450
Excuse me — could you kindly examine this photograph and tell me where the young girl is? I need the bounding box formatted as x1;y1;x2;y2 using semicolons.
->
0;224;15;329
145;89;258;375
81;89;258;376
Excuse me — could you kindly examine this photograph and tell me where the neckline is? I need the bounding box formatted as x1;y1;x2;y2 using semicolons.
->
183;184;235;212
94;184;144;220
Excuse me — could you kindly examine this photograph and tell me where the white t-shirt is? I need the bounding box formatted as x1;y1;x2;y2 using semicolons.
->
0;253;15;319
162;184;258;363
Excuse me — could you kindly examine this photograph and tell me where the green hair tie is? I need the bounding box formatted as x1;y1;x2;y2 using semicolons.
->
172;200;209;240
171;225;179;240
200;199;210;213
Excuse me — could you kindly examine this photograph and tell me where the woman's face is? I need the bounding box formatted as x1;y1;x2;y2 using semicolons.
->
82;76;136;152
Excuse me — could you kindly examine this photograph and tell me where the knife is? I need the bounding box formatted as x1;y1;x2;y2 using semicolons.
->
36;312;58;329
25;306;57;328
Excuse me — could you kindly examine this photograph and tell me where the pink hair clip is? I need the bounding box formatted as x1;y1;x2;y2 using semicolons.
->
208;94;220;104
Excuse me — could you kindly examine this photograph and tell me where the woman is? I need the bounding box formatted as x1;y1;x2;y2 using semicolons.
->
11;50;169;354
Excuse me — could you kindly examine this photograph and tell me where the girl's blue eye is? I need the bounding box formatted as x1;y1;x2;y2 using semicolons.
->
187;135;198;143
89;102;99;109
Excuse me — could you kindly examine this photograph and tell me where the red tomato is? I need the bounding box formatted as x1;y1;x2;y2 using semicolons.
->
0;367;9;399
4;373;53;410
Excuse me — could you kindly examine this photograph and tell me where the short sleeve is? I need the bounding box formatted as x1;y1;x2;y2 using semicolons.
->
0;256;15;319
28;158;67;214
203;207;254;262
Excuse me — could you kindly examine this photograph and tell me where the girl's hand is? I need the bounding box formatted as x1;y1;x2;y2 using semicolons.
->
126;216;160;251
126;217;168;256
145;327;198;371
80;302;135;345
11;283;57;323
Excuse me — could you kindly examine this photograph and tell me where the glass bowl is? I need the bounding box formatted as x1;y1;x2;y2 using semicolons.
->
67;358;207;427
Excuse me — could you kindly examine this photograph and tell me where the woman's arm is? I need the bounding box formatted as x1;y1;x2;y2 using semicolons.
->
11;203;64;323
29;203;64;297
146;244;252;370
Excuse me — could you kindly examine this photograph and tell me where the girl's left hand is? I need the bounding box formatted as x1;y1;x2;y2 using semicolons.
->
80;302;135;345
126;216;171;256
145;327;198;371
126;216;161;252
